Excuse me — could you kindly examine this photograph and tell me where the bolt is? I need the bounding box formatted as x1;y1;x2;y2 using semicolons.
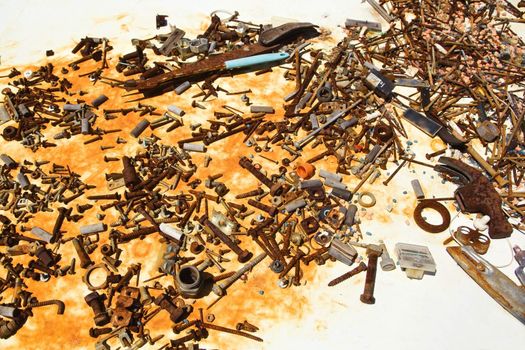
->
172;319;199;334
360;249;380;304
154;294;184;324
84;292;110;326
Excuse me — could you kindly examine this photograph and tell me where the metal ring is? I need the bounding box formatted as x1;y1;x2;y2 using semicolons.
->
413;200;451;233
358;192;376;208
83;263;110;291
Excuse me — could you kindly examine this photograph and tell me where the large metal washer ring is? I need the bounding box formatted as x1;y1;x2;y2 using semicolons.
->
413;200;451;233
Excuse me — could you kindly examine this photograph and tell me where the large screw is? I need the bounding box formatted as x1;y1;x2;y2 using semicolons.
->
212;252;267;296
87;193;121;201
51;207;70;243
328;261;367;286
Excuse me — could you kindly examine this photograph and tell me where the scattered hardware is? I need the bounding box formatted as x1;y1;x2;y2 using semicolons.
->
2;0;525;347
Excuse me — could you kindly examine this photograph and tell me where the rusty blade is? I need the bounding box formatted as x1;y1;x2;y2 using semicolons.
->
447;246;525;325
124;43;279;92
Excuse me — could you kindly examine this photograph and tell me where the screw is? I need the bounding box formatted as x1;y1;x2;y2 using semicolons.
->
62;191;84;205
425;148;447;160
200;216;253;263
278;250;304;279
103;155;119;162
235;188;264;199
328;261;367;286
72;238;93;269
191;100;206;109
212;252;267;296
84;135;102;144
76;203;93;213
87;193;121;201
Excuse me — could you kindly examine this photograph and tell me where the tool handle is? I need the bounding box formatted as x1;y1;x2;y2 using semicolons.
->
225;52;289;70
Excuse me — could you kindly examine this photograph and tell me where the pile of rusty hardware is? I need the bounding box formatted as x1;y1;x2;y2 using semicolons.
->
1;0;525;349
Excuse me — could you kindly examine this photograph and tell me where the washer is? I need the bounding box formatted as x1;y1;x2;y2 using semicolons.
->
413;199;451;233
358;192;376;208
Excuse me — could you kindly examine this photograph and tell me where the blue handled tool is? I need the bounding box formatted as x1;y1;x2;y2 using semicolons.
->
224;52;289;70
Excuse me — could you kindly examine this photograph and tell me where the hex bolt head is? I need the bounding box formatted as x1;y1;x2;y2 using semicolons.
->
237;250;253;263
